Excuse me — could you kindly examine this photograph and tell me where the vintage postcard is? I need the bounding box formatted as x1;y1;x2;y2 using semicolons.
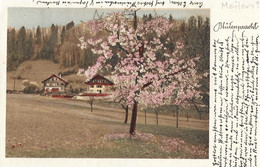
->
0;0;259;167
5;7;209;158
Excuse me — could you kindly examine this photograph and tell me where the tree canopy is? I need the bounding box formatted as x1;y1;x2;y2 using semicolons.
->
79;10;205;134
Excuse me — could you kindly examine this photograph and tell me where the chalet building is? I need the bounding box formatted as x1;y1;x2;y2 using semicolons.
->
85;74;114;94
42;74;68;93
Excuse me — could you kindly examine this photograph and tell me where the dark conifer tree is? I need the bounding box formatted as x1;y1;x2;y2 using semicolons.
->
36;26;41;44
25;32;33;60
61;26;66;44
17;26;26;63
7;28;17;70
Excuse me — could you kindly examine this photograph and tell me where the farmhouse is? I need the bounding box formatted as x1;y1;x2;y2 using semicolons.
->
85;74;114;94
42;74;68;93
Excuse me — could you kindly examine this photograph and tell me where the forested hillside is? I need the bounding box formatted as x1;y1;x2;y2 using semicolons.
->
7;21;94;71
7;15;209;73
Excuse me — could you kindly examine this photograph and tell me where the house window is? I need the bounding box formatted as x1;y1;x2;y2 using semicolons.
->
97;85;102;88
90;85;94;88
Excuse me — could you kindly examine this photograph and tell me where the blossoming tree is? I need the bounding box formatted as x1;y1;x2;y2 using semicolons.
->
112;78;131;124
79;10;202;135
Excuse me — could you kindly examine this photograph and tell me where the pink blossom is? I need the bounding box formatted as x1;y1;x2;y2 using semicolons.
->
108;34;118;46
78;10;202;107
86;19;105;34
176;41;185;49
97;56;105;63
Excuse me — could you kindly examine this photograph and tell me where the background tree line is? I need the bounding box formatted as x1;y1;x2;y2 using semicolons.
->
7;15;209;79
7;21;97;71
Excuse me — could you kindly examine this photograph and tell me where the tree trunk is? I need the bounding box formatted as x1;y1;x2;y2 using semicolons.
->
156;111;158;125
89;96;94;112
176;106;179;128
186;115;189;122
90;102;93;112
13;78;16;90
192;99;202;120
145;110;147;124
129;101;138;135
124;105;128;123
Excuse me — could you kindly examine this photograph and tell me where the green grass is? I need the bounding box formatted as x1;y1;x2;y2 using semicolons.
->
6;94;208;158
137;123;209;148
6;139;193;158
88;119;209;148
6;123;208;158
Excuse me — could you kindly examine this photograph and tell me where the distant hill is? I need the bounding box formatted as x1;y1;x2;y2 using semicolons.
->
7;60;88;91
7;21;99;72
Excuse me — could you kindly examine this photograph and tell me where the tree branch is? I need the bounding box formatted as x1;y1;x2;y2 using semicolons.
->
141;82;153;90
116;42;129;55
169;68;187;76
121;104;127;110
141;67;188;90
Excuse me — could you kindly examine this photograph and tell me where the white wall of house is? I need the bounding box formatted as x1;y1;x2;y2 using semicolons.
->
44;87;61;90
89;85;106;93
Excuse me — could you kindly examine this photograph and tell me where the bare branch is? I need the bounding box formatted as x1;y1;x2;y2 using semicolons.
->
116;42;129;55
141;67;188;90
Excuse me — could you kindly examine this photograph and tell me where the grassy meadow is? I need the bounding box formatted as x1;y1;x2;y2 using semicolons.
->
6;94;208;158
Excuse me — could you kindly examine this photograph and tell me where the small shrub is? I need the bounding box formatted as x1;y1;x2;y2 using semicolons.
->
22;79;30;87
23;81;40;94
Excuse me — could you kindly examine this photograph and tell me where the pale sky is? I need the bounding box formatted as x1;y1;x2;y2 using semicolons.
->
8;8;210;29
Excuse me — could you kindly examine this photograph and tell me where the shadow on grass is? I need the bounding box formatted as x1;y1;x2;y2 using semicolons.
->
95;119;209;148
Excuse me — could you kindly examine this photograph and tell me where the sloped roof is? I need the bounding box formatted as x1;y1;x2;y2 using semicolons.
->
85;74;114;86
42;74;68;84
